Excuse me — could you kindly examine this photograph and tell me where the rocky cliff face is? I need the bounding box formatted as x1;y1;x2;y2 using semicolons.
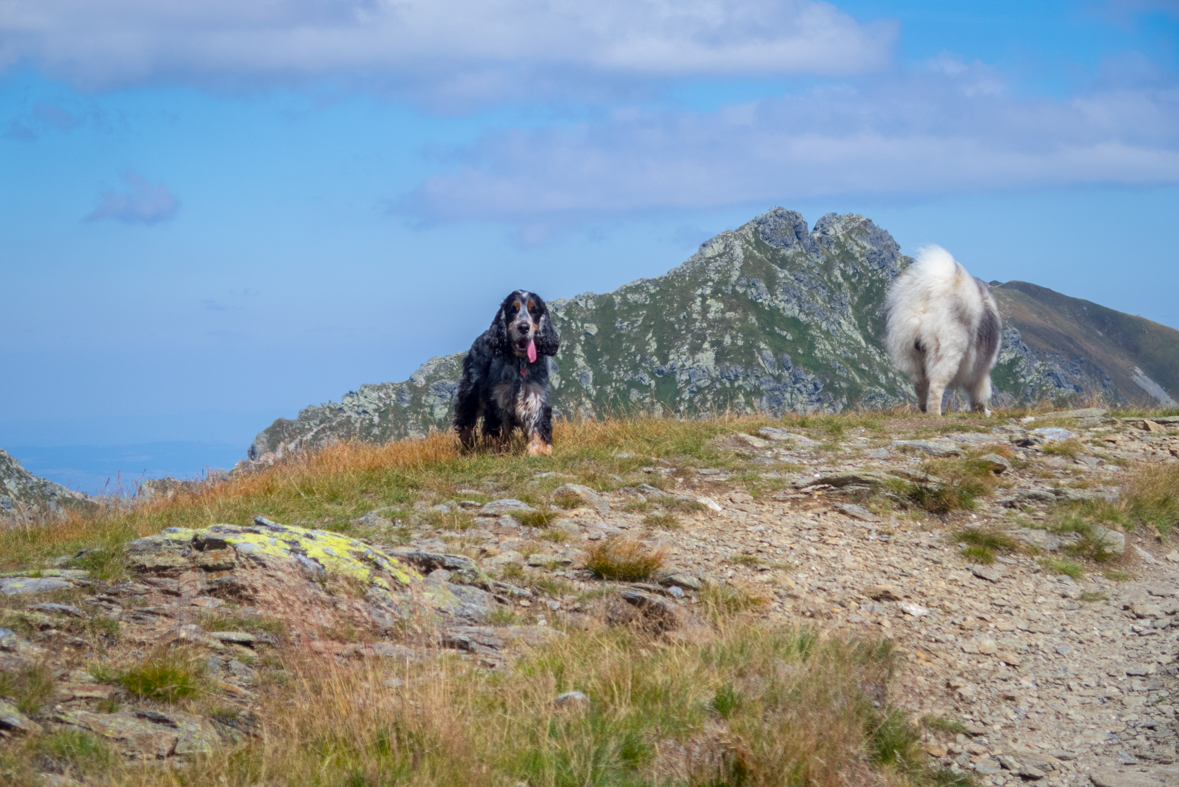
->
248;208;1179;460
1;447;93;521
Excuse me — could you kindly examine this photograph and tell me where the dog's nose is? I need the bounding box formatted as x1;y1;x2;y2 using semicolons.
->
517;322;531;333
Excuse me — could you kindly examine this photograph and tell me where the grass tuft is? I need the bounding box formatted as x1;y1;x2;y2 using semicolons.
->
642;512;680;530
115;650;206;703
0;661;55;715
1041;558;1084;579
954;529;1017;564
514;509;557;527
1041;440;1084;458
584;537;665;582
700;581;771;618
552;488;585;509
921;715;968;735
197;611;288;639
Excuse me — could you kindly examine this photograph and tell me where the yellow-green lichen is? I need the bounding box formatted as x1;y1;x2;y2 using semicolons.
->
162;523;420;590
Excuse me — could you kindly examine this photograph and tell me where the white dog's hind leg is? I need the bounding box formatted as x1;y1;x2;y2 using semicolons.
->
966;375;993;417
924;353;961;417
914;376;930;413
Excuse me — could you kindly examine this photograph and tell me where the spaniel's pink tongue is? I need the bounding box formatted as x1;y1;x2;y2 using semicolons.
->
527;339;538;364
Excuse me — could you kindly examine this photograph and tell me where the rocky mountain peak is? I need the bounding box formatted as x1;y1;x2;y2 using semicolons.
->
247;208;1179;462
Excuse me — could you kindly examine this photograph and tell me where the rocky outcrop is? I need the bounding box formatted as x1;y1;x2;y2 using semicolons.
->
1;447;93;523
247;208;1179;460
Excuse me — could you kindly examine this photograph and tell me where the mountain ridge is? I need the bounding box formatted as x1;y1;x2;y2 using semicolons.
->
248;208;1179;461
0;446;94;521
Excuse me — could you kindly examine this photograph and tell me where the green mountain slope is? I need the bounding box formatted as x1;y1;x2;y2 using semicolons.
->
248;209;1179;460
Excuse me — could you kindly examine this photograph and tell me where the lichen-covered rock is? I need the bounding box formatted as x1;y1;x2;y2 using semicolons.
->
56;709;219;758
0;569;89;596
123;519;494;635
0;698;43;736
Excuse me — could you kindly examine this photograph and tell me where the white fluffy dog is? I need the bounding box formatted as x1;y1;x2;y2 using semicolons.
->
883;245;1002;416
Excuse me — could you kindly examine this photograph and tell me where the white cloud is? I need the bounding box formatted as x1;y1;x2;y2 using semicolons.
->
0;0;895;99
4;101;89;140
398;64;1179;229
84;171;180;225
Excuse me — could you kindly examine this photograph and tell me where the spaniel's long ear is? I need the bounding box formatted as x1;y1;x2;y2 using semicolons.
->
535;300;560;357
489;302;511;356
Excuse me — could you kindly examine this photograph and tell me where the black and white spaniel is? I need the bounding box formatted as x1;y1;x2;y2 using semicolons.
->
453;290;560;455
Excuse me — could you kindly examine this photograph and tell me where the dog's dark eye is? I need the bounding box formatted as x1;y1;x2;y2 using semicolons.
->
528;301;535;310
513;301;520;310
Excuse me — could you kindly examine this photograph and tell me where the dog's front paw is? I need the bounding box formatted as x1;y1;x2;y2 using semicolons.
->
527;434;552;456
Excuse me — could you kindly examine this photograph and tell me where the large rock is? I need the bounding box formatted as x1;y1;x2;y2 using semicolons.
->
0;569;89;596
122;519;494;635
56;709;219;758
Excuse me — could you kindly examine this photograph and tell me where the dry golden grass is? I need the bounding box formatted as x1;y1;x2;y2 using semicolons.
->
0;414;788;573
584;536;666;581
1063;462;1179;536
11;621;952;787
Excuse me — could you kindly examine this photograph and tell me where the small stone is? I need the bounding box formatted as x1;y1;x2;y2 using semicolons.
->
971;565;1002;583
636;483;672;499
865;584;902;601
553;691;590;709
892;439;961;457
479;499;538;517
1141;419;1165;433
552;484;605;508
977;453;1012;474
1033;427;1077;441
486;550;525;567
974;757;1002;775
1092;526;1126;555
733;433;771;450
1089;766;1179;787
837;503;877;522
526;554;572;568
209;631;257;646
658;573;703;591
1166;551;1179;564
900;602;928;617
974;637;998;655
0;699;43;736
29;602;86;618
1134;546;1158;565
39;774;87;787
998;754;1021;771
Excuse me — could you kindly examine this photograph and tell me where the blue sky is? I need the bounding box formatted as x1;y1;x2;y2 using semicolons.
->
2;0;1177;494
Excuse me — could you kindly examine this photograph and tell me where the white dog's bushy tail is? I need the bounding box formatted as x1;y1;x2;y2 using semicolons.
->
883;245;1001;416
